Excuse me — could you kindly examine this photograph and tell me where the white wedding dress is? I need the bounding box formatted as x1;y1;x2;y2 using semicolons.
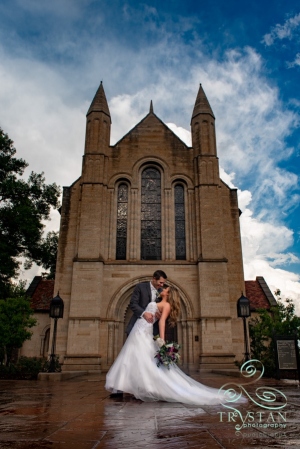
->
105;302;238;405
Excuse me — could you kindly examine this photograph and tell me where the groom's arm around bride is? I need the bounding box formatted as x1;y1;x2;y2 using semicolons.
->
125;270;167;336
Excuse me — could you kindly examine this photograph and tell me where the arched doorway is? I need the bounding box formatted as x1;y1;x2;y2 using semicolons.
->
106;279;196;372
124;303;178;342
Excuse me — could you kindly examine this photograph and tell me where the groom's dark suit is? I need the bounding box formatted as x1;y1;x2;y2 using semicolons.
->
126;281;160;335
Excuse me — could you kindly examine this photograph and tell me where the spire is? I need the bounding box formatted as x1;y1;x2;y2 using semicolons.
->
84;81;111;155
149;100;154;113
191;84;215;122
191;84;217;158
87;81;111;121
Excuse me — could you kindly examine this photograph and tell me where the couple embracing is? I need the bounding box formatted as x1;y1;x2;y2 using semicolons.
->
105;270;245;405
126;269;169;338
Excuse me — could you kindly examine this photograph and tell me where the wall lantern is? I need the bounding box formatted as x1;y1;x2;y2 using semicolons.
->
237;293;251;361
50;293;64;319
48;293;64;372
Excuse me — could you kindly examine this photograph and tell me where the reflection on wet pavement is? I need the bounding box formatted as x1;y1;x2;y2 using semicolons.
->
0;373;299;448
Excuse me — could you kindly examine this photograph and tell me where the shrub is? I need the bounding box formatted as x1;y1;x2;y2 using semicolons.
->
249;290;300;377
0;356;55;380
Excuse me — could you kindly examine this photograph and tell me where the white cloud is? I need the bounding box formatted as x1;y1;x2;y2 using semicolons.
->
0;49;85;186
240;209;294;260
237;189;252;212
238;191;300;313
219;168;236;188
262;13;300;46
109;92;150;144
287;52;300;68
166;123;192;147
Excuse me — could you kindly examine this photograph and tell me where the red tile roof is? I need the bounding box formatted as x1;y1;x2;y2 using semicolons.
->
245;277;277;311
26;276;54;311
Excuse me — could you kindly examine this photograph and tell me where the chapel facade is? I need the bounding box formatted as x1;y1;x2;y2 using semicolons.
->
52;82;246;373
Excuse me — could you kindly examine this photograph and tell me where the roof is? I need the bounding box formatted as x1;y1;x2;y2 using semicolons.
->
191;84;215;122
26;276;54;312
113;108;190;148
245;276;277;311
87;81;111;120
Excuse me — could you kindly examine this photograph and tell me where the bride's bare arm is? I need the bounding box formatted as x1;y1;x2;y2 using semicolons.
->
158;303;171;341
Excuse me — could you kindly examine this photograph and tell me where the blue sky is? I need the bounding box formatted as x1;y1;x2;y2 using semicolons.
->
0;0;299;306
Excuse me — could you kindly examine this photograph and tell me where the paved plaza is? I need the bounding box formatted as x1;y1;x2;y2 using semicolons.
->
0;372;299;449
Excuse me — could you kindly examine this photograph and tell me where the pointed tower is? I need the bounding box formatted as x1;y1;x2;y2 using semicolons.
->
191;84;223;255
190;84;239;374
77;82;112;261
191;84;217;158
85;81;111;154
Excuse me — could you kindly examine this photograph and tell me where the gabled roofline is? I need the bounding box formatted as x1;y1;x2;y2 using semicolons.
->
220;178;239;191
112;111;190;148
256;276;277;307
26;276;42;297
63;176;81;190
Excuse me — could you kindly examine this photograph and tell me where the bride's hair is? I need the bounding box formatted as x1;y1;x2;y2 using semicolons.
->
163;285;180;327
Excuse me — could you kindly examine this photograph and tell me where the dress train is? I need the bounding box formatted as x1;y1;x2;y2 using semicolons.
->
105;302;245;406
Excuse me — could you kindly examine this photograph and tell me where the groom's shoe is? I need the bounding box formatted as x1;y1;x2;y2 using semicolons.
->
109;391;123;398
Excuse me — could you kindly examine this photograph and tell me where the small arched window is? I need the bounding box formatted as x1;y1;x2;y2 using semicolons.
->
174;184;186;260
42;328;50;358
141;167;161;260
116;183;128;260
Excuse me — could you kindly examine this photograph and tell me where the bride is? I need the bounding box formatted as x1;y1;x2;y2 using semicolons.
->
105;285;239;405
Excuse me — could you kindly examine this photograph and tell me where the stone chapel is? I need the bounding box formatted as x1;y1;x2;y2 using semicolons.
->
50;82;248;374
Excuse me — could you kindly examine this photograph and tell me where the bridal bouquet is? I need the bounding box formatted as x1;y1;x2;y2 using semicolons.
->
153;336;181;369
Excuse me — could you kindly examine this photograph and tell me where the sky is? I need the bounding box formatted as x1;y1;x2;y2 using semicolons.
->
0;0;299;310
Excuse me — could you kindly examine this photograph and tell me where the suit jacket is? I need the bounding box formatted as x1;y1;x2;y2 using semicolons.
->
126;282;159;335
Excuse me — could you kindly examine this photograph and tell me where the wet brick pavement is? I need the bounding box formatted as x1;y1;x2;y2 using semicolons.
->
0;372;299;448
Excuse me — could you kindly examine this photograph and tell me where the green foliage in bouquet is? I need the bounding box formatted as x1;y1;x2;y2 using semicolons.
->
153;336;181;369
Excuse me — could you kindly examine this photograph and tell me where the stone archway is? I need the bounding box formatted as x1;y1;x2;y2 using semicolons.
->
105;278;197;372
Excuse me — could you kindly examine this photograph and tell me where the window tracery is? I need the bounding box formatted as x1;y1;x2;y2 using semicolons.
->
141;167;161;260
116;183;128;260
174;184;186;260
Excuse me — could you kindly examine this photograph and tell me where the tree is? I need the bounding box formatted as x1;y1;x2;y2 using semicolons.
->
0;296;37;366
26;230;59;280
249;290;300;377
6;279;27;297
0;128;61;296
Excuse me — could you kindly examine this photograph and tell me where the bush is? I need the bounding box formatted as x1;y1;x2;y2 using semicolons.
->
249;290;300;378
17;356;47;379
0;364;18;379
0;356;52;380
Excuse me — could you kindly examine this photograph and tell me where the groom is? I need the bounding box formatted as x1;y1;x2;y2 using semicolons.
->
110;270;168;397
126;270;168;336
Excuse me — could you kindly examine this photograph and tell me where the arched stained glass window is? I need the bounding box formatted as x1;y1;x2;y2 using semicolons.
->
116;183;128;260
141;167;161;260
175;184;186;260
